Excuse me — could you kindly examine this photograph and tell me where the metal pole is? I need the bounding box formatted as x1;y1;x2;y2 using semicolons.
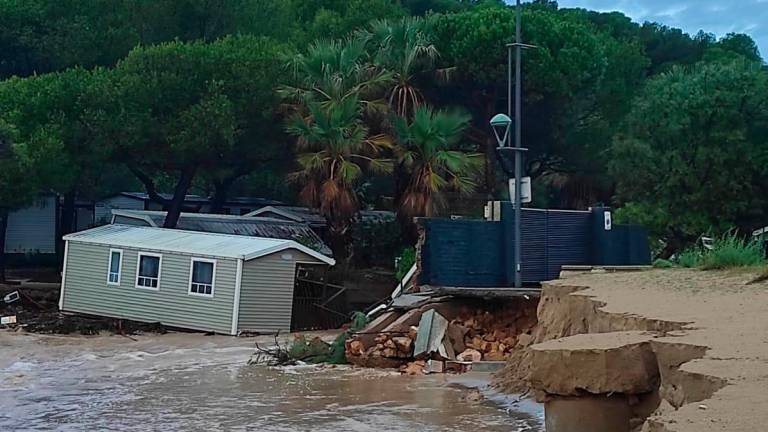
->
513;0;523;288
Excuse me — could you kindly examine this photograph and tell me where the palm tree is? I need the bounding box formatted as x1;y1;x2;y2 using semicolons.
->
280;36;395;259
286;96;392;258
279;35;393;116
369;17;446;118
393;107;482;221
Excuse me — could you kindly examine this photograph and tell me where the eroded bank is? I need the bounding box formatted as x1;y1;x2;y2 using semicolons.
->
494;268;768;432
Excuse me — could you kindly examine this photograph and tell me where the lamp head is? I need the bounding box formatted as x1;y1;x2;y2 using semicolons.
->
490;113;512;147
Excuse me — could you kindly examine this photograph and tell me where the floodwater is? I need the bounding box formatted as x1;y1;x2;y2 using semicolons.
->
0;331;543;432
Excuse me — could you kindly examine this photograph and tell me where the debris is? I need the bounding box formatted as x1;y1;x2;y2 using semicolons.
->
424;359;445;374
438;339;456;360
446;323;469;354
445;360;472;373
401;360;426;375
414;309;449;358
457;348;482;362
3;291;20;304
345;297;540;371
349;340;364;355
698;404;708;410
461;389;484;403
250;333;295;366
1;315;17;325
391;336;413;353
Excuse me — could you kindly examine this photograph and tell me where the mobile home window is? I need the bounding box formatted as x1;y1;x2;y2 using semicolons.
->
136;253;161;289
107;249;123;285
189;258;215;297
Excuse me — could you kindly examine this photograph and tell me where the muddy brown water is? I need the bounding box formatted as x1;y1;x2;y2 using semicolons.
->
0;332;542;431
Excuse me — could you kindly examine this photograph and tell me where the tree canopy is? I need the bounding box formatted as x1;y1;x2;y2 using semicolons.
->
611;60;768;252
0;0;764;259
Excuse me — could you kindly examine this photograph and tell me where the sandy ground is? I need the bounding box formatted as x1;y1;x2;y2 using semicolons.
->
551;268;768;432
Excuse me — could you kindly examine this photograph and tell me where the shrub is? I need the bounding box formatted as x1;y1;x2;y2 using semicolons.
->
653;258;674;269
675;247;703;268
699;232;765;270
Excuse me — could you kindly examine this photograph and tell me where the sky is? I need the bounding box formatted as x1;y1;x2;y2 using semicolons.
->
545;0;768;57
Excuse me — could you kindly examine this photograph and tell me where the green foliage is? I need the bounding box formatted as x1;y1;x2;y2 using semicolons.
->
0;0;766;273
349;311;369;331
676;248;703;268
107;35;288;225
394;107;482;218
703;33;763;64
672;233;765;270
368;17;440;117
289;312;369;365
351;216;402;268
699;233;765;270
282;36;395;254
426;4;649;202
611;60;768;248
0;121;36;210
0;67;117;202
652;259;674;269
287;334;334;363
396;247;416;281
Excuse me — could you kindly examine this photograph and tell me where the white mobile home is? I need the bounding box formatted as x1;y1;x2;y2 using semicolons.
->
59;224;335;335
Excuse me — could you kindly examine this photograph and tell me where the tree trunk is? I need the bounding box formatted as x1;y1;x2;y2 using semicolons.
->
163;166;197;228
60;191;76;237
209;177;237;214
0;210;8;283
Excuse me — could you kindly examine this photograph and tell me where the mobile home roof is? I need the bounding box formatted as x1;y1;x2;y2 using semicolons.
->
63;224;335;264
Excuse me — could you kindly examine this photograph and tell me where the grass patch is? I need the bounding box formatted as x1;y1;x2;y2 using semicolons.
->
653;258;675;268
676;248;704;268
699;232;765;270
671;232;765;270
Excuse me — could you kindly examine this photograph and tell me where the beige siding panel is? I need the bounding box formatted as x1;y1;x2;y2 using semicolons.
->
61;241;236;334
237;252;300;333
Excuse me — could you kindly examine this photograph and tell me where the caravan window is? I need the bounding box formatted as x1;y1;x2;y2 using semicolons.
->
189;258;215;297
107;249;123;285
136;253;161;289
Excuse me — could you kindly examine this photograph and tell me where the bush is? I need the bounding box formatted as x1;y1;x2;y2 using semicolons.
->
699;232;764;270
653;258;674;269
676;248;703;268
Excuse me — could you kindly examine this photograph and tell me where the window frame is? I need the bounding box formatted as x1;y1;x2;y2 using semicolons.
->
135;252;162;291
107;248;123;286
188;257;216;298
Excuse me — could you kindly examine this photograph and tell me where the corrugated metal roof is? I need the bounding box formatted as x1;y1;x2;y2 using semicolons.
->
245;206;395;226
63;224;335;265
111;210;333;257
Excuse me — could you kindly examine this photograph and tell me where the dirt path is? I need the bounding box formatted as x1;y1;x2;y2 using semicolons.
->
548;268;768;431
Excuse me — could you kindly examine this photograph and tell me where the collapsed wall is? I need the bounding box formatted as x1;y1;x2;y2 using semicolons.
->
345;297;539;371
494;271;742;432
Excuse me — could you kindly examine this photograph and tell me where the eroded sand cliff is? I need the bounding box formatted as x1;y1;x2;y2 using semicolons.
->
495;268;768;432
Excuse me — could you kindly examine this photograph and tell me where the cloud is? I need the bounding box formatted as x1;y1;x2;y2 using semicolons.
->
548;0;768;57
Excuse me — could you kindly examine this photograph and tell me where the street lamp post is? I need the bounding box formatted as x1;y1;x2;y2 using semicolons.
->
491;0;532;289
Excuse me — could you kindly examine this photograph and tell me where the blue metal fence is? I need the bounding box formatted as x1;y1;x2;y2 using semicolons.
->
418;205;650;287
